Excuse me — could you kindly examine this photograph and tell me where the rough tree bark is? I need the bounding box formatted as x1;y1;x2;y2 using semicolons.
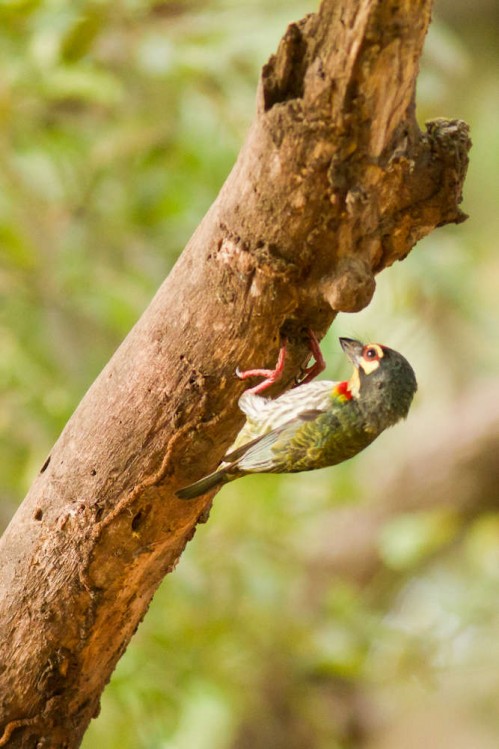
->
0;0;470;746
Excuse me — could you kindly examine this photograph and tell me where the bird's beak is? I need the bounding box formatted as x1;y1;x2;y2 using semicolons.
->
339;338;364;367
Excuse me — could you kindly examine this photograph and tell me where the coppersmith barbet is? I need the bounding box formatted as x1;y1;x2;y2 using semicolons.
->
176;337;417;500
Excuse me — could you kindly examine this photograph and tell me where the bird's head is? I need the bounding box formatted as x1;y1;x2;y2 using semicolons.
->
339;337;417;425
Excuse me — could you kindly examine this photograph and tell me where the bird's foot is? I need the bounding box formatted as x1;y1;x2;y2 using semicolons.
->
295;329;326;385
235;339;287;395
236;329;325;394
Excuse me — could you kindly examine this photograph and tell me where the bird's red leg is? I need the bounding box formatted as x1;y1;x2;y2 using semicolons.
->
296;329;326;385
236;339;287;395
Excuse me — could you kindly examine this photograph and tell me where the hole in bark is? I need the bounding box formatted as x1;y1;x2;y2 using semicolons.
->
131;511;143;531
132;505;150;531
94;506;104;522
34;508;43;521
90;468;97;476
40;456;51;473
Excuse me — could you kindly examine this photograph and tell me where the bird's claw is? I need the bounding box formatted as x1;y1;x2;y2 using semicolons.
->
294;328;326;386
235;329;326;395
235;338;288;395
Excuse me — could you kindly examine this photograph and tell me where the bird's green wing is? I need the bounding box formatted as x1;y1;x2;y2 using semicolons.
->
231;409;326;473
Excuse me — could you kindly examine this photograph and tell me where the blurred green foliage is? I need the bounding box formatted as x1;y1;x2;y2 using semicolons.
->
1;1;499;747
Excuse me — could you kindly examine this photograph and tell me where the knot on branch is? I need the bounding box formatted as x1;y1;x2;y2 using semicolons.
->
321;257;376;313
424;118;471;225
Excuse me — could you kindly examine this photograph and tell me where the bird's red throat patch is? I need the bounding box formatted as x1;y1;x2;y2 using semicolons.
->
335;381;353;400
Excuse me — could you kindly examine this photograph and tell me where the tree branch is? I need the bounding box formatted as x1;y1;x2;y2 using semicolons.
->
0;0;470;745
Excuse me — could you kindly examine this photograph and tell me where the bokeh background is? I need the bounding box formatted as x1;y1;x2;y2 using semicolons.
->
1;1;499;747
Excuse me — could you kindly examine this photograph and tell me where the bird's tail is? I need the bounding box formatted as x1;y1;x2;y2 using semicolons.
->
176;468;229;500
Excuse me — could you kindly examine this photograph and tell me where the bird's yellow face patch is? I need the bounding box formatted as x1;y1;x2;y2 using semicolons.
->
358;343;384;375
347;367;361;398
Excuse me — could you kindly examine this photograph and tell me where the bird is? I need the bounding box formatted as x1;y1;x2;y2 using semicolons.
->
176;335;417;500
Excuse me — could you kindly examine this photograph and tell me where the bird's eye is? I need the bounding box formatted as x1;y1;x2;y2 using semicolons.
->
361;344;384;370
